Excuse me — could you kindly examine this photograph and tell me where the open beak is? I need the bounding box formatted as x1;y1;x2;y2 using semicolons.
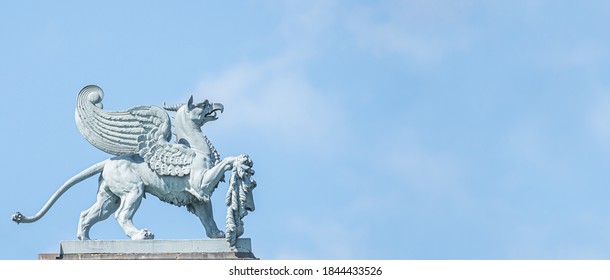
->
213;103;224;114
205;103;224;120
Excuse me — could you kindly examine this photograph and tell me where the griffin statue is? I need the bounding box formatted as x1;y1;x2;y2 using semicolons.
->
12;85;256;248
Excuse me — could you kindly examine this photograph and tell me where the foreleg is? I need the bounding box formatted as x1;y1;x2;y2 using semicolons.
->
201;157;234;195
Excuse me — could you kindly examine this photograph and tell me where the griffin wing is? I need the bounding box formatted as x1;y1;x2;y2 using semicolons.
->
75;85;195;176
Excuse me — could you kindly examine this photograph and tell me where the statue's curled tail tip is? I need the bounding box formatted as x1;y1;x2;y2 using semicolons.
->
11;212;23;224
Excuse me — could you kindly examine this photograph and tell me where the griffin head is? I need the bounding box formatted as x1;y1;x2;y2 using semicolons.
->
164;95;224;126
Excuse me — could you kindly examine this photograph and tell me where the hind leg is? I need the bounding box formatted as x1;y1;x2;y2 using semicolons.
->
188;200;225;238
77;180;119;240
114;182;154;240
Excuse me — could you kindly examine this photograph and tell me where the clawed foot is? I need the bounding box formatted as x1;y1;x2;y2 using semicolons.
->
77;232;90;240
208;230;225;238
132;229;155;240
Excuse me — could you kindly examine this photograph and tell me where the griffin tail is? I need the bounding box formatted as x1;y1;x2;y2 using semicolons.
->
11;160;108;224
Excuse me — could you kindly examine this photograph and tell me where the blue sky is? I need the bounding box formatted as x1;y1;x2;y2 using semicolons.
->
2;1;610;259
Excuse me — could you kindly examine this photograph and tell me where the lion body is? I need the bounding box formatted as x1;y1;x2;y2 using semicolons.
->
103;155;198;207
76;154;226;240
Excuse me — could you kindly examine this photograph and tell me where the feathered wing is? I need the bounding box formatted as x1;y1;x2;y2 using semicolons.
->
75;85;195;176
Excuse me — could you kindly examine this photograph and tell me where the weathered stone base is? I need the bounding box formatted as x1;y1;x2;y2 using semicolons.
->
39;239;257;260
39;252;257;260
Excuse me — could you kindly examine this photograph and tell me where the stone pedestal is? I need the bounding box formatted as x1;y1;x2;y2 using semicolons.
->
39;239;257;260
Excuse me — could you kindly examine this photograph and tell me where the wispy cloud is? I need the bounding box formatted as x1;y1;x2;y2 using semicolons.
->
502;118;549;168
376;128;465;193
195;2;347;154
344;0;474;63
273;0;337;54
544;44;605;70
196;53;347;154
587;92;610;153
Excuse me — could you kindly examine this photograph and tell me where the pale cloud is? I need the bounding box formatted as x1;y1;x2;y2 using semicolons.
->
344;0;474;63
540;43;606;71
587;93;610;153
195;2;347;154
377;129;465;193
385;147;462;192
196;55;347;153
503;118;548;167
506;224;552;259
274;0;337;53
505;213;610;259
499;115;578;188
326;126;468;215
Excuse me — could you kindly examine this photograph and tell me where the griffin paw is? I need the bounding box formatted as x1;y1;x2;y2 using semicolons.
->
208;230;225;238
132;229;155;240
